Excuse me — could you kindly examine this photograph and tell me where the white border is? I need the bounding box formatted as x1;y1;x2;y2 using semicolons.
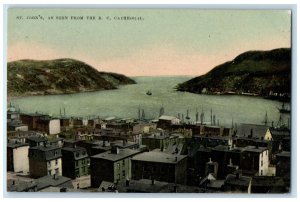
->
1;1;299;201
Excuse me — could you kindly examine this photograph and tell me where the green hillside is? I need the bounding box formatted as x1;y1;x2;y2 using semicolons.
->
7;58;136;97
177;48;291;100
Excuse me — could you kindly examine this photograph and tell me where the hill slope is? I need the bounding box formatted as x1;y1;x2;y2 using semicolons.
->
7;58;136;97
177;48;291;100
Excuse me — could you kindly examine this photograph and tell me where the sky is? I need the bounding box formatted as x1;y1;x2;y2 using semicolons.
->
7;9;291;76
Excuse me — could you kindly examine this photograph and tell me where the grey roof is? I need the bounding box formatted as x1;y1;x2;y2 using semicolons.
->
243;146;268;153
29;146;62;161
251;176;285;187
236;124;269;139
276;151;290;158
91;149;142;162
7;142;29;149
212;145;230;151
131;151;187;164
26;136;47;142
35;175;72;191
225;174;252;187
117;179;208;193
62;146;88;160
7;179;37;192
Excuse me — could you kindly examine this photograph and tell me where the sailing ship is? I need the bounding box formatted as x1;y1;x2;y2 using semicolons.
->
277;103;290;114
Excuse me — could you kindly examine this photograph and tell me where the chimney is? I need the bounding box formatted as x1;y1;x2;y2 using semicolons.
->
209;158;212;163
151;178;155;185
229;158;232;166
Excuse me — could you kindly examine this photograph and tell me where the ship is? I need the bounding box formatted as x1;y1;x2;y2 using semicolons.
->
277;103;290;114
146;90;152;96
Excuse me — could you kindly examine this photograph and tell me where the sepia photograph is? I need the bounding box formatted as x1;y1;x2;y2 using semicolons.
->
4;6;293;195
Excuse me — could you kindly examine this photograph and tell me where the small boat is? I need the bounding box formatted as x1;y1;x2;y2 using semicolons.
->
277;103;290;114
146;90;152;96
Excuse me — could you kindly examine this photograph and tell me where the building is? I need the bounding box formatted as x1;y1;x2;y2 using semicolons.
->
224;173;252;193
275;151;290;181
26;136;48;147
20;113;47;131
142;132;178;151
193;135;233;148
7;179;37;192
236;124;272;141
36;117;61;135
240;146;269;176
157;115;180;129
34;175;73;191
90;146;143;187
28;145;62;178
200;125;233;137
131;151;187;185
7;121;28;132
7;141;30;174
61;146;90;179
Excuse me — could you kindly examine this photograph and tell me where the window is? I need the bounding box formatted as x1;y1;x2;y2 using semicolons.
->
261;170;263;175
122;170;126;177
117;174;120;180
54;151;57;156
82;159;85;164
82;167;86;173
75;168;79;177
55;159;58;165
48;170;52;175
122;160;125;166
55;168;59;175
48;161;51;167
261;160;263;167
117;163;120;170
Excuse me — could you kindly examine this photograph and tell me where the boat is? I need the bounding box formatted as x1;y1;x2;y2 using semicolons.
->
277;103;290;114
146;90;152;96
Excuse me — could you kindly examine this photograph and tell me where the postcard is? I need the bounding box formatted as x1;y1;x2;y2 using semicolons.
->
5;7;292;195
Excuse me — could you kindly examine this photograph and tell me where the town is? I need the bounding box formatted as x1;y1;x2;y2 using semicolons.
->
6;104;291;193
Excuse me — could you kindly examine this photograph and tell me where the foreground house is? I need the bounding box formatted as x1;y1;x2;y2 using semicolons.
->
28;145;62;178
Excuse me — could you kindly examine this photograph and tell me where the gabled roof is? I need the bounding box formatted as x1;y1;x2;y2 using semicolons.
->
236;124;270;139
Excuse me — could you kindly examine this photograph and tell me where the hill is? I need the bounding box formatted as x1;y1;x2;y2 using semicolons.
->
7;58;136;97
176;48;291;100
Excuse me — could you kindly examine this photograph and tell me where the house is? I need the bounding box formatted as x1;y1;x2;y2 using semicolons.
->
35;175;73;191
36;117;61;135
200;125;233;137
28;145;62;178
157;115;180;129
240;146;269;176
275;151;290;181
116;179;207;193
90;146;143;187
26;136;48;147
224;173;252;193
7;140;30;174
193;135;233;148
61;146;90;179
131;151;187;185
7;121;28;132
251;176;287;193
7;179;37;192
132;123;156;135
20;113;48;131
236;124;272;141
142;132;178;151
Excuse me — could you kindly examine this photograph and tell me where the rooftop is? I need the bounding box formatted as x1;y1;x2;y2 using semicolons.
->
91;148;141;162
35;175;72;191
131;151;187;164
236;123;269;139
276;151;291;158
7;179;37;192
7;141;29;149
225;174;252;187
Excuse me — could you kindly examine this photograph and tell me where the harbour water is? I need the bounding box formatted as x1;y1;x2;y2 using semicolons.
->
9;76;290;127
